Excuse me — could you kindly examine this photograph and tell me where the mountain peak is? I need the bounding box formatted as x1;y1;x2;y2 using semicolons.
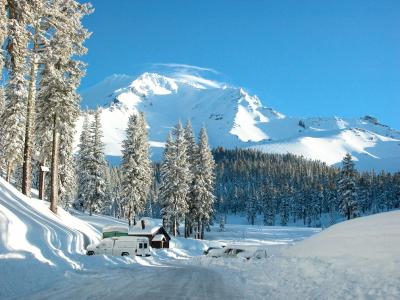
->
77;72;400;172
129;72;178;97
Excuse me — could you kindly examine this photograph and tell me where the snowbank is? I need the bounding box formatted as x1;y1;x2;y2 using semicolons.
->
285;210;400;260
0;178;133;299
185;211;400;299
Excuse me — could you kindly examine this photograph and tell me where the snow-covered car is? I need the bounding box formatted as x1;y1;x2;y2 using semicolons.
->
86;236;151;257
237;249;268;260
207;247;245;258
203;246;225;255
207;247;267;260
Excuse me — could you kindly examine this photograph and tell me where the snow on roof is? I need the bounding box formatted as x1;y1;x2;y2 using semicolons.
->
128;225;161;235
152;234;166;242
128;218;162;235
102;225;128;233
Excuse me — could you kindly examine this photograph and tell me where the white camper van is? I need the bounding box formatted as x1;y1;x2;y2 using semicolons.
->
86;236;151;257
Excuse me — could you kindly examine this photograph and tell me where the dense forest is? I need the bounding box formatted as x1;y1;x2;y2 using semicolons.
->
211;148;400;227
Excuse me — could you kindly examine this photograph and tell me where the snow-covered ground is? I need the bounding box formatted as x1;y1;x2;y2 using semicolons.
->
1;178;399;299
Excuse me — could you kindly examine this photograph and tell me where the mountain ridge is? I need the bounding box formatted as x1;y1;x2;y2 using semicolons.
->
77;72;400;172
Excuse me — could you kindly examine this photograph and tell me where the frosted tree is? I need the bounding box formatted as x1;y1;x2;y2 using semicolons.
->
21;0;51;196
159;133;176;232
184;120;196;237
59;153;77;209
35;0;91;213
338;153;358;220
0;10;29;182
280;185;290;226
121;112;152;226
263;183;276;226
75;114;92;210
109;166;124;218
192;127;215;239
246;187;258;225
0;0;6;130
160;122;191;236
85;110;108;215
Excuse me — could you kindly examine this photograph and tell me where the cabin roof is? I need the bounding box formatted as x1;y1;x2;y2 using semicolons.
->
102;225;128;233
128;225;162;235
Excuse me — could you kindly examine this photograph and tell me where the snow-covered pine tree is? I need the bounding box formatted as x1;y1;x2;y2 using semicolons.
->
338;153;358;220
35;0;91;213
21;0;52;197
246;186;258;225
263;183;276;226
160;122;191;236
0;0;6;135
108;166;124;217
85;109;108;215
0;6;29;182
192;127;215;239
58;152;77;209
75;114;92;211
184;120;196;237
121;112;152;226
280;183;290;226
159;133;175;232
219;214;225;232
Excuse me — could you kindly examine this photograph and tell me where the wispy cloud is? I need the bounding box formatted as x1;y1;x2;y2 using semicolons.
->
152;63;219;75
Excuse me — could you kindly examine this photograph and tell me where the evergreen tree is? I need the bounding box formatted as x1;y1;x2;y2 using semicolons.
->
338;153;358;220
160;122;191;236
192;127;215;239
86;110;108;215
0;8;29;182
0;0;6;142
76;114;92;211
263;184;276;226
108;166;124;218
184;120;196;237
35;0;91;213
21;0;52;197
121;112;152;226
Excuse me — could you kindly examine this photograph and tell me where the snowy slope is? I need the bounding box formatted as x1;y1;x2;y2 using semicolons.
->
78;72;400;171
285;210;400;260
0;178;135;299
188;211;400;299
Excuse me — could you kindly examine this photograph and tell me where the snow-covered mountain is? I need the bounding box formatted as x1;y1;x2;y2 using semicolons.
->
78;72;400;172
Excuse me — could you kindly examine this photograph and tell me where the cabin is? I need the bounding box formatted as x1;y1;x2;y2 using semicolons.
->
128;219;171;249
102;219;171;249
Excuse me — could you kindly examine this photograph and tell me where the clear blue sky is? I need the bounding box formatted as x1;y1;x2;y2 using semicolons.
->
80;0;400;128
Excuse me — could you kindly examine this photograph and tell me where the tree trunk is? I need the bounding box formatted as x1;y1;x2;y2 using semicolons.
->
184;217;188;238
128;205;132;227
50;113;59;214
6;161;13;182
38;162;45;200
197;219;201;239
173;216;177;236
21;50;38;197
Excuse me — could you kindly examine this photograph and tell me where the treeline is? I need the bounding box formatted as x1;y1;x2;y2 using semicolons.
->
212;148;400;227
0;0;91;213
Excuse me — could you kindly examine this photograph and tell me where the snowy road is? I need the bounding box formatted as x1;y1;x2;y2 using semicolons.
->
29;263;244;300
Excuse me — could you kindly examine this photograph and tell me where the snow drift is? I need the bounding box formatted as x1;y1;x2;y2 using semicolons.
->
285;210;400;261
79;72;400;171
0;177;132;299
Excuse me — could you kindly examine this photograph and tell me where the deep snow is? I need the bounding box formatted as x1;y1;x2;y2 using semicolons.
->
1;177;399;299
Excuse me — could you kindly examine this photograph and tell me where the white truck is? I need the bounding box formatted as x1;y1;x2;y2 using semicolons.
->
86;236;151;257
